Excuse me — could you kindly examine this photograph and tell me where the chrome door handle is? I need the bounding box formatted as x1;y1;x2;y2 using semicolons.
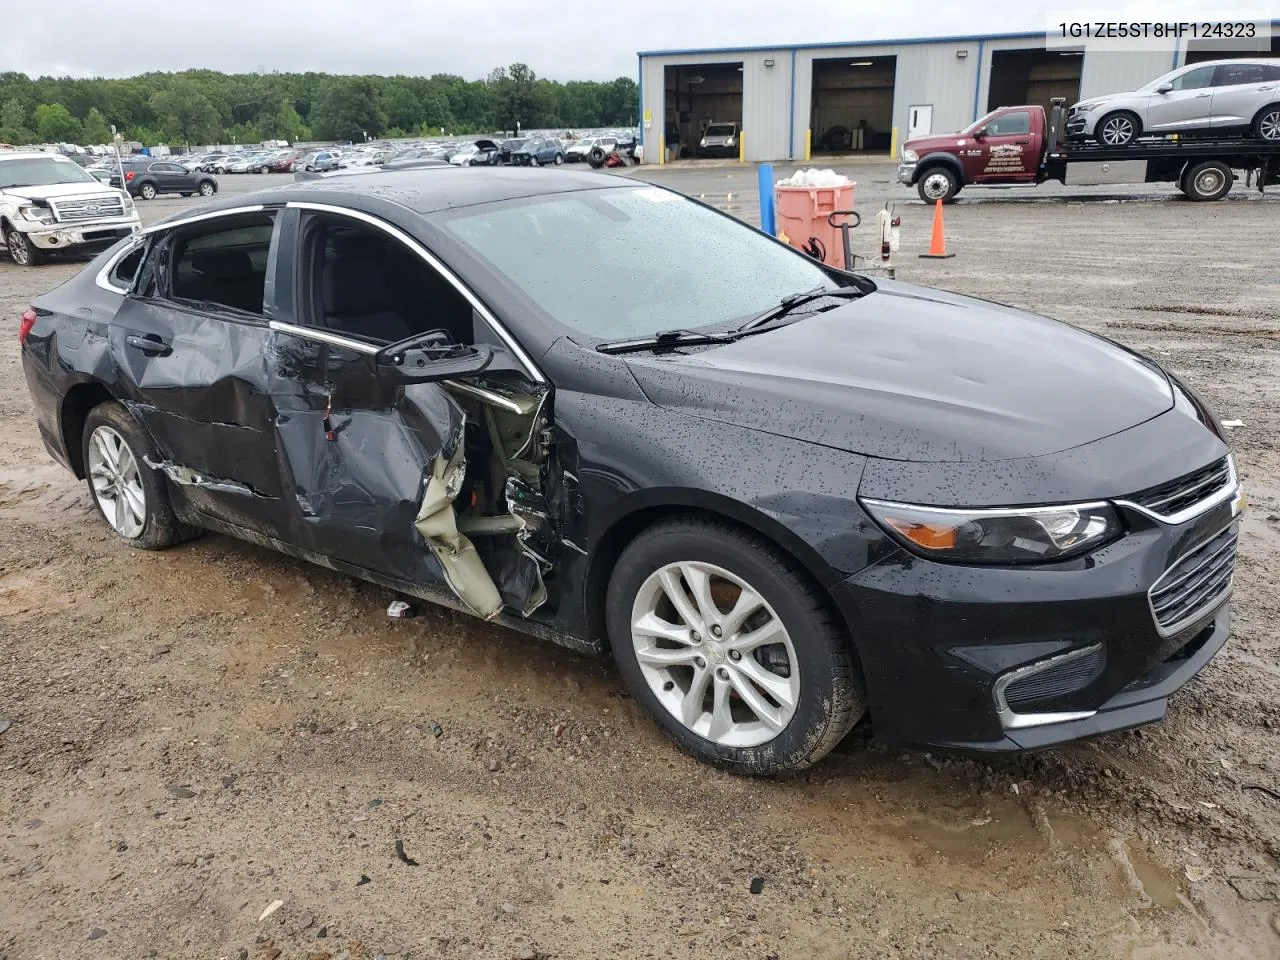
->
126;334;171;355
1194;93;1211;98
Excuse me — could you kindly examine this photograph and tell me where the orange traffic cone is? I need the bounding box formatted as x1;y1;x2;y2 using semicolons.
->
919;198;954;259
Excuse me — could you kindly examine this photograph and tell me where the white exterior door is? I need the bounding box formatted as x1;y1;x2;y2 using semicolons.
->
907;105;933;139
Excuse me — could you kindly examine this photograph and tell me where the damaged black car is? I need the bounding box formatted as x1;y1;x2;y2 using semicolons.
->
20;169;1242;774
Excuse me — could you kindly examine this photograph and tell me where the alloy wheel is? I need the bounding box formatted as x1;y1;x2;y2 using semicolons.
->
1260;110;1280;141
87;425;147;539
629;561;800;748
7;231;30;265
140;183;157;200
199;182;215;197
1101;116;1135;145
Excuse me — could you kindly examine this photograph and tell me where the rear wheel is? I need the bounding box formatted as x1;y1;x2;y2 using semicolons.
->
82;402;195;550
4;226;45;266
916;166;960;203
1183;160;1233;201
608;516;865;776
1096;111;1140;146
1252;105;1280;142
554;153;564;165
198;180;216;197
139;182;157;200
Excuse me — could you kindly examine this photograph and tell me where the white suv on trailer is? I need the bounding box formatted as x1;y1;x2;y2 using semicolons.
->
1;152;141;266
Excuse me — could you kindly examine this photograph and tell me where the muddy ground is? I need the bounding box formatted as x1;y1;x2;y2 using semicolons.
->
1;169;1279;960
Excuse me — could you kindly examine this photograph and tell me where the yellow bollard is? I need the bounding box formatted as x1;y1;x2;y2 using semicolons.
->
804;129;811;161
658;135;665;166
738;132;745;164
889;126;898;160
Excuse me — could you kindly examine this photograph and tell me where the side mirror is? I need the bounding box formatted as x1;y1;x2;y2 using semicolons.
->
379;342;493;383
1157;84;1173;94
973;128;988;139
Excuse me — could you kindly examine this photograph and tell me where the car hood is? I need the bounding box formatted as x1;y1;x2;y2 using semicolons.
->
4;182;125;201
904;133;968;153
623;280;1174;463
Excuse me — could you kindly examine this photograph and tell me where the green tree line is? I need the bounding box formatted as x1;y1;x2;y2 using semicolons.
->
0;65;638;147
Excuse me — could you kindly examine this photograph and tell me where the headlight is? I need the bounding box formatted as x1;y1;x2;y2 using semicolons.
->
19;204;55;224
901;148;918;162
725;137;735;146
862;498;1122;564
700;138;707;147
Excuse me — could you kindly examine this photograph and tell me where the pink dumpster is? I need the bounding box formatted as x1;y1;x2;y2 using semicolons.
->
775;180;856;269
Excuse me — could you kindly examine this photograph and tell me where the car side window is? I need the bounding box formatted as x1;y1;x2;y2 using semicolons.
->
1212;63;1266;86
163;214;276;316
1171;66;1215;90
109;244;146;291
1264;64;1280;82
301;213;476;346
987;111;1031;136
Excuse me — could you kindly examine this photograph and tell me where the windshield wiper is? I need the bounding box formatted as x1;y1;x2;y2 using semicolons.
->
596;328;739;355
737;285;865;331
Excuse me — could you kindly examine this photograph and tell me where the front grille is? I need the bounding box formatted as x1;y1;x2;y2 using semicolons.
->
50;195;126;222
1004;646;1105;710
1149;526;1237;636
1128;457;1232;519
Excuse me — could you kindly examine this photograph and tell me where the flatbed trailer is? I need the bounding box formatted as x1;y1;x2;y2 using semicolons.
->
898;98;1280;202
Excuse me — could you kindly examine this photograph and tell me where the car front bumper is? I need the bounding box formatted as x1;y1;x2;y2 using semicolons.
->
1065;113;1095;139
897;161;917;184
832;494;1240;751
22;217;141;250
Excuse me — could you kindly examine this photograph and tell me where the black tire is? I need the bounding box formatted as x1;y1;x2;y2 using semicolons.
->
259;165;270;174
4;225;46;266
213;166;225;175
916;165;960;203
1095;110;1140;146
181;192;192;197
138;182;157;200
554;153;564;165
588;147;606;166
1183;160;1233;201
198;180;216;197
607;515;865;776
81;401;198;550
1252;104;1280;142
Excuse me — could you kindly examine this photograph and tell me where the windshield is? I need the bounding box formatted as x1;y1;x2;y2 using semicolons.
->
440;186;844;340
1139;68;1182;91
0;156;98;188
705;124;736;137
960;110;1000;135
573;139;593;147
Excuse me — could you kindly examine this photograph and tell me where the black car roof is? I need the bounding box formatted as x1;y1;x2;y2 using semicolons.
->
173;167;629;220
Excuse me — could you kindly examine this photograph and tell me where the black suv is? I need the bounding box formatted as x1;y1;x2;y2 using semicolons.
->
112;159;218;200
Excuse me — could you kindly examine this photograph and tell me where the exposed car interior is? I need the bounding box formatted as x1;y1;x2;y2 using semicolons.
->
168;217;274;314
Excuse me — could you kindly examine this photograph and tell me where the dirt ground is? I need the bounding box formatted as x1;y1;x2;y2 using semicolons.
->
2;170;1279;960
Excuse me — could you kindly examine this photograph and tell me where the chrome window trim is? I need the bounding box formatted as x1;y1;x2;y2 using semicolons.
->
1116;455;1239;526
267;320;380;356
1147;523;1237;638
993;644;1102;730
443;379;530;414
93;235;146;295
285;201;545;384
141;204;267;235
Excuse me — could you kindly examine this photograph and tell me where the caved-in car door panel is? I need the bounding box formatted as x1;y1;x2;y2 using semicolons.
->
111;212;287;536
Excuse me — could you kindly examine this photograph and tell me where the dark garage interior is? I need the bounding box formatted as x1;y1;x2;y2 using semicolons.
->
663;63;743;160
986;49;1083;114
810;56;897;153
1184;35;1280;63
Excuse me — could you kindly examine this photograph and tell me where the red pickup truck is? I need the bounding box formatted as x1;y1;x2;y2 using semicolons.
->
898;101;1280;203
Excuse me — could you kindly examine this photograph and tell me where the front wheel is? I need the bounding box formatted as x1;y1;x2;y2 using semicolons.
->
198;180;216;197
608;516;865;775
214;167;225;175
917;166;959;203
5;227;45;266
82;402;196;550
1096;111;1140;146
530;155;540;167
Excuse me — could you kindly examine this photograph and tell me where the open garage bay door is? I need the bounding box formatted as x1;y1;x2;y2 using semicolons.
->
664;63;743;160
810;56;896;154
988;49;1082;115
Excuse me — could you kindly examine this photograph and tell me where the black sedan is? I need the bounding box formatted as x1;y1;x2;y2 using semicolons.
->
112;159;217;200
18;169;1241;774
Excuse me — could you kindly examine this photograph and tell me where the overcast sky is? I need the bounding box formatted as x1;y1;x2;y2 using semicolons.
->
12;0;1274;81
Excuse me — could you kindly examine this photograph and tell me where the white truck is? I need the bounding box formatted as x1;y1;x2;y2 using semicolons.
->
1;152;141;266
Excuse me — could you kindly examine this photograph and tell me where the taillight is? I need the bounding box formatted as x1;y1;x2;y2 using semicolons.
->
125;171;136;181
19;308;37;344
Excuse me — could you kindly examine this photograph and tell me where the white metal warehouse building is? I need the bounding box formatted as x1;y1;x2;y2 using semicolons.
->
636;27;1280;163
